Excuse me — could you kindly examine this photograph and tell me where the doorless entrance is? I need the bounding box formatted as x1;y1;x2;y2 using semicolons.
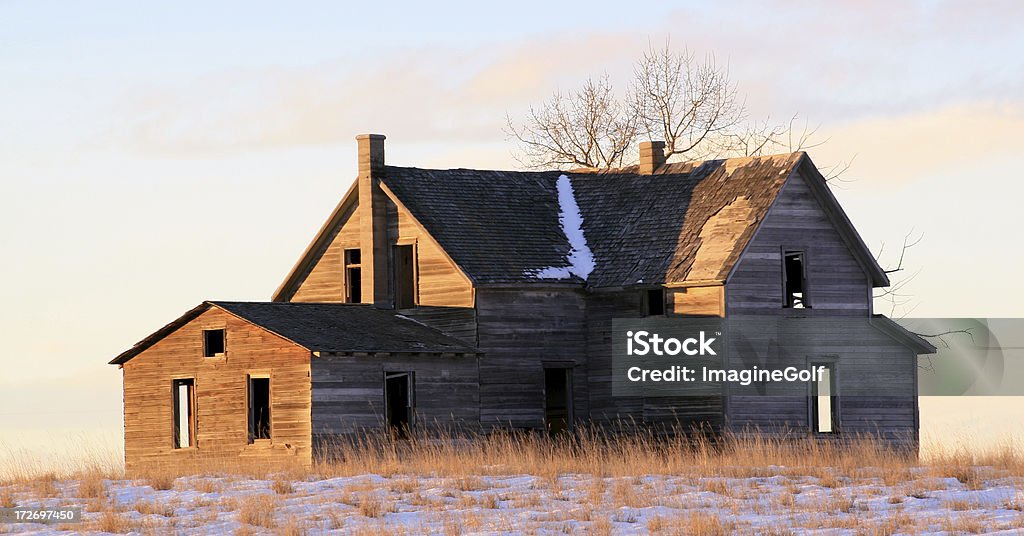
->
544;367;572;435
384;372;414;437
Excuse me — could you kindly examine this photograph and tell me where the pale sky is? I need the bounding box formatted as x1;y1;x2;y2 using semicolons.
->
2;1;1023;465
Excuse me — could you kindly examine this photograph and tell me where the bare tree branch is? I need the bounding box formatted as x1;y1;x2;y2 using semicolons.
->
506;75;638;170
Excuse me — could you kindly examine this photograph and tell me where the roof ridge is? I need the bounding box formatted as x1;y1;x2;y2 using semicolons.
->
382;151;804;176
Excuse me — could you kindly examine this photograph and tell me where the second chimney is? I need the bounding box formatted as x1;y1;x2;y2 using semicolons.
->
639;141;666;174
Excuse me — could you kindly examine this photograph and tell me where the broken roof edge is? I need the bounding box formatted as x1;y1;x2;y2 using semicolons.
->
271;179;360;302
717;152;806;287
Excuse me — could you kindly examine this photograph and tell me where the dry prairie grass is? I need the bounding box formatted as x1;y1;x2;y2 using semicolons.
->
272;477;294;495
78;471;106;498
144;472;175;491
309;427;962;483
29;472;58;498
92;511;136;533
192;478;223;493
278;516;309;536
133;499;176;517
237;493;277;528
0;488;14;508
589;517;613;536
682;511;734;535
356;493;386;518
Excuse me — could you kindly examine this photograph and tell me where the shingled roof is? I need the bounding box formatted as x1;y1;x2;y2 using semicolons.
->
382;152;884;289
110;301;476;365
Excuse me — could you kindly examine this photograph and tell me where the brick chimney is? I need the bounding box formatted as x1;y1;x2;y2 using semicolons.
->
639;141;666;174
357;134;389;307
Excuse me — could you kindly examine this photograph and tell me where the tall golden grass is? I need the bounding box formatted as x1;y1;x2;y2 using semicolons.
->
2;425;1021;483
309;426;1024;481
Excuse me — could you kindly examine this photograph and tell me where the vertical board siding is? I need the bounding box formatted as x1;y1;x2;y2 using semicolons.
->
476;289;588;429
121;308;312;473
310;353;480;440
726;172;871;316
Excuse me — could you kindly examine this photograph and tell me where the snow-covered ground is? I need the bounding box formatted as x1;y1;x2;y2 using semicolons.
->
2;469;1023;534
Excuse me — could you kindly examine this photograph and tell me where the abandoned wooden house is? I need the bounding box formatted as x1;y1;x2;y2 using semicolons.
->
111;134;935;470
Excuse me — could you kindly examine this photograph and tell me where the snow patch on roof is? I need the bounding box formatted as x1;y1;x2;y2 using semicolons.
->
526;174;595;281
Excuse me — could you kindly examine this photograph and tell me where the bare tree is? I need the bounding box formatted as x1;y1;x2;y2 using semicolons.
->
508;41;810;169
506;75;638;169
633;44;745;160
509;40;932;322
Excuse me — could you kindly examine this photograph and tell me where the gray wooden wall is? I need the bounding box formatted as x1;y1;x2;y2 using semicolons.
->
726;170;872;316
310;352;480;441
476;288;588;429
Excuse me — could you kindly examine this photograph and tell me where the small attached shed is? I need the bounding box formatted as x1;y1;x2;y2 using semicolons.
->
110;301;479;473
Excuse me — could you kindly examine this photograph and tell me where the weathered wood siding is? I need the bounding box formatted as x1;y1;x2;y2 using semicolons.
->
289;195;475;310
386;197;474;308
476;288;588;429
585;291;723;432
398;306;477;346
120;307;312;473
724;320;918;447
310;352;479;440
726;171;871;315
291;204;361;302
668;286;724;317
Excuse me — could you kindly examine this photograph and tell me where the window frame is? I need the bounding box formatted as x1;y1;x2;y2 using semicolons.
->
808;358;839;435
782;249;810;309
343;248;362;303
247;374;272;444
392;241;418;309
202;328;226;357
642;288;666;317
171;378;196;449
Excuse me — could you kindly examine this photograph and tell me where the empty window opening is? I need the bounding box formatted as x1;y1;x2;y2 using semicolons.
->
783;251;808;308
172;379;195;449
811;363;837;434
248;376;271;442
203;329;225;357
544;367;573;435
393;244;416;309
384;372;414;438
344;248;362;303
643;288;665;316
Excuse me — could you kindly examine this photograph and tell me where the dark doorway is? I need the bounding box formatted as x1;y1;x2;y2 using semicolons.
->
384;372;414;438
393;244;416;309
248;376;271;442
544;367;573;435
